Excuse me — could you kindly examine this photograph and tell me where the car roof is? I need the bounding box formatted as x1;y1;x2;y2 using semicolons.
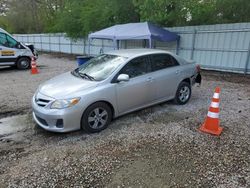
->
106;48;174;58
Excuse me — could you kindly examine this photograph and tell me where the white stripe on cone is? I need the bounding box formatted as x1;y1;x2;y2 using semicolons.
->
207;111;219;118
213;93;220;99
31;61;36;68
210;102;219;108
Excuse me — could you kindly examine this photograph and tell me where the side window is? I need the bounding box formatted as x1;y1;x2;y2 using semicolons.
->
120;56;149;78
171;56;179;66
0;32;8;47
151;54;179;71
6;35;17;48
0;33;17;48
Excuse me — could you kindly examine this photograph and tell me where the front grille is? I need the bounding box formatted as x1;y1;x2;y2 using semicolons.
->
36;115;48;126
36;98;51;107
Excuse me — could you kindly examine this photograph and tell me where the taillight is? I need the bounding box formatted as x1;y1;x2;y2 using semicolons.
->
196;64;201;72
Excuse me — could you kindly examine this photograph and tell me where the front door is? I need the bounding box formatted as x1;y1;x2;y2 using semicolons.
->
0;32;18;65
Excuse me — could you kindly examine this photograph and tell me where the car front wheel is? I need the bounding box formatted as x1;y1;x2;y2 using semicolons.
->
175;81;191;105
81;102;112;133
16;57;30;70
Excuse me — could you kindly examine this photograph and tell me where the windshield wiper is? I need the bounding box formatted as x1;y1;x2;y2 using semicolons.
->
78;72;95;81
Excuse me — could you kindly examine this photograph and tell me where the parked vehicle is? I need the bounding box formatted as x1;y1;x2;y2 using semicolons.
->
0;28;38;69
32;49;201;133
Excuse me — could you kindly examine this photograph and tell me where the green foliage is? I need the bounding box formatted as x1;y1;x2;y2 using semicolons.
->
215;0;250;23
184;0;217;25
5;0;43;33
0;0;65;34
133;0;250;26
52;0;139;38
133;0;187;26
0;0;250;36
0;16;11;31
50;0;84;36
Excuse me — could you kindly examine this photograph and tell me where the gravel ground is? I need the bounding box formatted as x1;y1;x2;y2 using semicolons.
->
0;53;249;187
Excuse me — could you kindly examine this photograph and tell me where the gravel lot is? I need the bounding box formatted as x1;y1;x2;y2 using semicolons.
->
0;53;249;187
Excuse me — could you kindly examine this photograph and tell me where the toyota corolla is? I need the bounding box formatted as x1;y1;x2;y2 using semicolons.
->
32;49;201;133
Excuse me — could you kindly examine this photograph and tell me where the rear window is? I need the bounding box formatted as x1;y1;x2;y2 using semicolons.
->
151;54;179;71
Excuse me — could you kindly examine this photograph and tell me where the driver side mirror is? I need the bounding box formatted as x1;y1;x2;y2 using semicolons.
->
117;74;129;82
16;42;21;49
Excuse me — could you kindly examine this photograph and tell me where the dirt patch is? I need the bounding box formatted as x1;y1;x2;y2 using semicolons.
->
38;51;82;60
202;70;250;84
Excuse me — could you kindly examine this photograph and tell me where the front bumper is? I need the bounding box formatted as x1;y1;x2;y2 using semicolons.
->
33;49;38;59
32;95;83;133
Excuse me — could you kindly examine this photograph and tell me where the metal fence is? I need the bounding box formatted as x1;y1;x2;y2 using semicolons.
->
14;22;250;74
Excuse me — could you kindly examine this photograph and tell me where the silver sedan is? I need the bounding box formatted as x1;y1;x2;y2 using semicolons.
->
32;49;201;133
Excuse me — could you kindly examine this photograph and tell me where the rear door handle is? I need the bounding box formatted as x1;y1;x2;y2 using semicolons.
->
175;70;180;74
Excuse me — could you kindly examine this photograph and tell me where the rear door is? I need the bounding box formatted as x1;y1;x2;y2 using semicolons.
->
150;53;181;101
115;55;154;114
0;32;18;65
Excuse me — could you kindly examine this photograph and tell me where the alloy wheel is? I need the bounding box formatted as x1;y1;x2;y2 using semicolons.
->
179;86;190;103
88;107;108;129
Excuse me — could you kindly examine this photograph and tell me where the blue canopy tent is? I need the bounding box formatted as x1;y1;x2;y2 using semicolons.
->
88;22;180;54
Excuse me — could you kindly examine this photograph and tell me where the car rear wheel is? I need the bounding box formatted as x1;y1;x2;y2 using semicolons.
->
81;102;112;133
175;81;191;105
16;57;30;70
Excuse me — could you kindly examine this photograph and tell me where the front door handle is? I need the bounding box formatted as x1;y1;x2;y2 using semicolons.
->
175;70;180;74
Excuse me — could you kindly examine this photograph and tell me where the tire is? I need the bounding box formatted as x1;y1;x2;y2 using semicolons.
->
16;57;30;70
81;102;112;133
174;81;191;105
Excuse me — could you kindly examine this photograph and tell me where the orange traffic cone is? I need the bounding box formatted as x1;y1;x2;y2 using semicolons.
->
199;87;223;136
30;57;39;74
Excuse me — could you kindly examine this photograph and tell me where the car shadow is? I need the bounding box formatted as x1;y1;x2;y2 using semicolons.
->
115;100;175;119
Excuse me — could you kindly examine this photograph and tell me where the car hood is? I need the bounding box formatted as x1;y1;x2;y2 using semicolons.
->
39;72;98;99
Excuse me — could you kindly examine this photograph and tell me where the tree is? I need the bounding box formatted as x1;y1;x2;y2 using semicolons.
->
39;0;66;32
0;0;8;15
133;0;219;26
0;0;11;31
184;0;217;25
1;0;250;35
133;0;186;26
215;0;250;23
53;0;139;38
4;0;41;33
1;0;66;33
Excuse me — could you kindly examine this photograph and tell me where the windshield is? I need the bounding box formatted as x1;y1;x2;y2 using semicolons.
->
74;54;127;81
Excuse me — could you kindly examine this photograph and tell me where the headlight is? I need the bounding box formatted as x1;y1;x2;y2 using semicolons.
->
50;98;80;109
